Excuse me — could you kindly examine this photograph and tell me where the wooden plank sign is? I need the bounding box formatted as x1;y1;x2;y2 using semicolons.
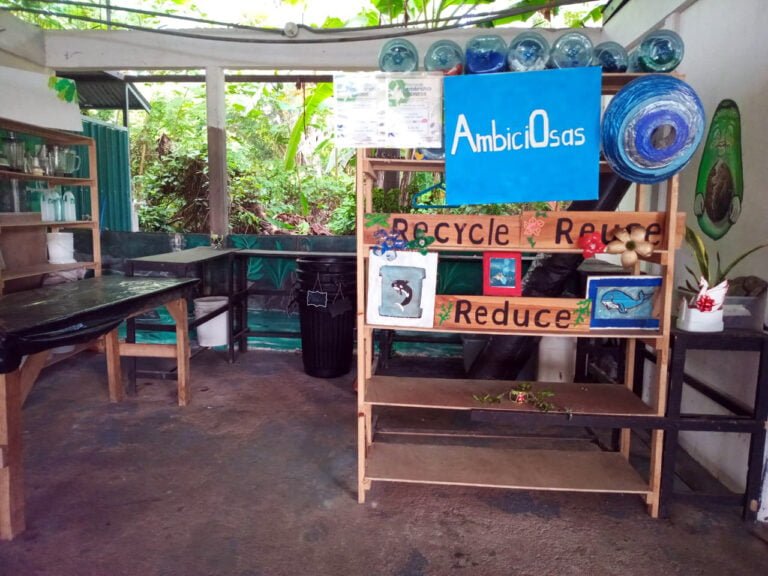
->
434;295;591;333
363;214;520;251
521;211;685;250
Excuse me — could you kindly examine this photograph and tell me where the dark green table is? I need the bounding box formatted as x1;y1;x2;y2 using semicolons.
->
0;275;198;540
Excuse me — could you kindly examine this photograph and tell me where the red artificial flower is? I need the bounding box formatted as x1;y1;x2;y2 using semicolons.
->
696;295;716;312
578;232;606;259
515;392;527;404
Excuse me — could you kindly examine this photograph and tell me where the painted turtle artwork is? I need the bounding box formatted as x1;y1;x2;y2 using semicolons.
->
378;265;425;319
694;99;743;240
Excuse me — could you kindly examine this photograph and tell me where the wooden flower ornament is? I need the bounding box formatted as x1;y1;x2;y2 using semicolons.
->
606;226;654;267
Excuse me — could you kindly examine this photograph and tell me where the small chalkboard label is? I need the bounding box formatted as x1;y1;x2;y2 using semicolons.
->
307;290;328;308
329;298;352;317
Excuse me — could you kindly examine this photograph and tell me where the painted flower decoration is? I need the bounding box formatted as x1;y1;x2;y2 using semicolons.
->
522;216;545;238
578;232;606;259
373;228;407;259
606;226;654;267
407;228;435;255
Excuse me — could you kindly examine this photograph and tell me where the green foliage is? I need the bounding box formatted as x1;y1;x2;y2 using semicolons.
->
327;191;357;235
9;0;207;29
285;83;334;170
683;226;768;290
130;79;355;234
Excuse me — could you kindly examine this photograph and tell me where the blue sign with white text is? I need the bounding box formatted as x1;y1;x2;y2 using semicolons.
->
444;67;601;205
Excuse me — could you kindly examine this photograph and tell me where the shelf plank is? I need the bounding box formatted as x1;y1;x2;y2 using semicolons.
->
366;443;650;494
1;261;96;281
361;211;684;252
365;158;445;173
363;158;615;174
0;169;93;186
1;219;96;229
365;322;662;339
601;72;682;95
366;376;655;416
0;118;94;145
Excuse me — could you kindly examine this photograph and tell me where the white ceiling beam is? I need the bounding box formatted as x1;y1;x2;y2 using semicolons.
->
44;26;605;72
0;12;46;68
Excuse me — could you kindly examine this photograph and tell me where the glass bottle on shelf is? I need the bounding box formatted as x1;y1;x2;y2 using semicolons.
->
507;31;550;72
43;188;62;221
3;132;26;172
549;31;593;68
0;180;25;212
629;29;684;72
378;39;419;72
424;39;464;75
62;190;77;221
592;41;628;72
465;34;507;74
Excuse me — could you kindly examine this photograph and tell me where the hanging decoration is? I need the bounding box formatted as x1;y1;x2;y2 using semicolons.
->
306;273;329;308
406;229;436;255
601;75;705;184
577;232;607;259
693;99;743;240
372;228;408;260
605;226;654;268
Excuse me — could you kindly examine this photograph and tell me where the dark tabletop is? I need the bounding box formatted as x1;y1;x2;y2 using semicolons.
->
0;276;198;373
129;246;237;265
236;250;355;258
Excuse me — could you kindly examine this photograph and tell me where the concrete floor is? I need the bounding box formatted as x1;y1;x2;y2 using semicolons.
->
0;349;766;576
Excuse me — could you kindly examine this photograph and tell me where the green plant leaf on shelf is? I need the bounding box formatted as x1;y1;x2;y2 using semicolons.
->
684;225;768;287
437;301;454;326
365;213;390;228
685;226;710;283
573;299;591;326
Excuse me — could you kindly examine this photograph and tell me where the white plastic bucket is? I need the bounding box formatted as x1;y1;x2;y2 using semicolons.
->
537;336;577;383
194;296;228;347
46;232;75;263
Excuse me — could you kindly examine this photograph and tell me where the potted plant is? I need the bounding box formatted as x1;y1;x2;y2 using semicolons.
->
678;225;768;331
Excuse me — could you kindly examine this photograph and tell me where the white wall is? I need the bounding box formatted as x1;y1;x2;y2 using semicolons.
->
609;0;768;520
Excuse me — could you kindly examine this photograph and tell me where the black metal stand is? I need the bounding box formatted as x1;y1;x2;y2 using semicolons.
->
126;247;239;392
641;327;768;520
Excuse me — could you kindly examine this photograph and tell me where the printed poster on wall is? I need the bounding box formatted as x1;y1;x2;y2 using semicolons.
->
444;67;602;205
334;72;442;148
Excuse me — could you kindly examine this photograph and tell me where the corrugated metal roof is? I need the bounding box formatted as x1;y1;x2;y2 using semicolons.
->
56;71;150;111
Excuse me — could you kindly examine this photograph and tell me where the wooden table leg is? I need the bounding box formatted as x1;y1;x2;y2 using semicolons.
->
105;328;124;403
0;370;24;540
166;298;190;407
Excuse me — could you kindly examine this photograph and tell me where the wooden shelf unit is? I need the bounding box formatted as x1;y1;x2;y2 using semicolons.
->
0;118;101;293
355;79;680;515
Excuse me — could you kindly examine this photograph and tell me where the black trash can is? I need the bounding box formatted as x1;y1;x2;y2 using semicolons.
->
296;256;356;378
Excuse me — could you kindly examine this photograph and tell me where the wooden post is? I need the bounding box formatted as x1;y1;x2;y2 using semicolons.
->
0;370;24;540
206;66;229;237
88;136;102;277
104;328;124;403
19;350;50;406
166;298;191;407
355;149;368;503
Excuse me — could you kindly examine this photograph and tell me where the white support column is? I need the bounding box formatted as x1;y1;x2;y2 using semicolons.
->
206;66;228;236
